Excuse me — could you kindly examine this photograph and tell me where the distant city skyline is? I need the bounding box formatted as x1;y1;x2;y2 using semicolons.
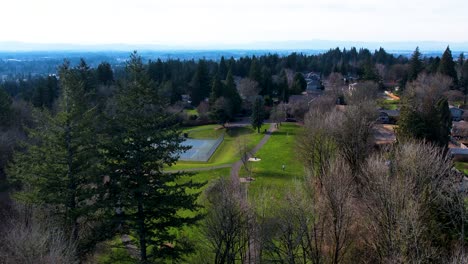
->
2;0;468;48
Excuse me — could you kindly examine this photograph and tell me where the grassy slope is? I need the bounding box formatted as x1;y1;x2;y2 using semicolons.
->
168;124;269;170
176;168;231;263
243;123;305;200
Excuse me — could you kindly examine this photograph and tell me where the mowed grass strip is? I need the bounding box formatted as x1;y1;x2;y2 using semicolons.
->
168;124;269;170
244;123;305;200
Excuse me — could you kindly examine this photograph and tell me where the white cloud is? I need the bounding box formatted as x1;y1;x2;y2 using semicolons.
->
1;0;467;45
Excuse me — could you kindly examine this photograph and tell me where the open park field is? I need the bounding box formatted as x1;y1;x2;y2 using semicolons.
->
241;123;305;200
97;122;304;263
168;124;269;170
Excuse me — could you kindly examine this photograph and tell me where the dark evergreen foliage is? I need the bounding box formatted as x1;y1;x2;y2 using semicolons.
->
96;62;114;85
103;52;203;262
190;59;211;106
438;46;458;85
408;47;423;81
0;86;12;126
251;96;265;133
8;61;108;256
291;72;307;94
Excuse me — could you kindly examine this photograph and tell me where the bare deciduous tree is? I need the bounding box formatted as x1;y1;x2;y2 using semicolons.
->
298;102;337;183
202;177;250;264
237;136;253;180
261;182;324;264
345;81;378;106
238;78;261;103
0;203;78;264
270;105;287;126
332;104;377;179
318;158;356;264
406;73;452;107
361;142;467;263
325;73;346;101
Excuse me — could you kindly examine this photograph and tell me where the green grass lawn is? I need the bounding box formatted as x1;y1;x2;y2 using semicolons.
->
377;98;400;110
168;124;270;170
242;123;305;200
185;109;199;116
183;124;223;139
455;162;468;175
175;168;231;263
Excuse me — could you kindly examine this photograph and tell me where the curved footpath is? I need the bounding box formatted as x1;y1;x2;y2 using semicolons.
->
230;123;277;183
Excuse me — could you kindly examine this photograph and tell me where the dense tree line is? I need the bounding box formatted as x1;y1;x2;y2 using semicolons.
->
3;46;466;113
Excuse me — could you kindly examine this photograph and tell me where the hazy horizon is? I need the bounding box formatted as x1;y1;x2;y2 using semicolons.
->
3;0;468;49
0;40;467;53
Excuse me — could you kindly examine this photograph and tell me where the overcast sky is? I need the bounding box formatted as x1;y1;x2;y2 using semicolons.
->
2;0;467;46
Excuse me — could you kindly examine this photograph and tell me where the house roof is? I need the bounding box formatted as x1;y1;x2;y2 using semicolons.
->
288;94;319;104
452;121;468;138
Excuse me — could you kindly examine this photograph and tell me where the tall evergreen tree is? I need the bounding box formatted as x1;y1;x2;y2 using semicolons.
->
77;58;97;94
96;62;114;86
249;57;261;82
278;69;290;102
435;97;451;147
210;97;233;127
32;76;58;109
224;70;242;114
251;96;265;133
260;66;273;97
408;47;423;81
427;57;441;74
397;91;451;147
218;56;228;80
103;52;202;262
438;46;458;85
191;59;211;106
291;72;307;94
458;53;465;67
148;58;165;83
209;73;223;107
8;61;107;256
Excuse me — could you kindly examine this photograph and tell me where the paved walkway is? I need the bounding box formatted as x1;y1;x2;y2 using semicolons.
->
230;123;277;183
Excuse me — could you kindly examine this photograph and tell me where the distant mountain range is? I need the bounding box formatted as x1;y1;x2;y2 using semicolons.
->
0;40;467;53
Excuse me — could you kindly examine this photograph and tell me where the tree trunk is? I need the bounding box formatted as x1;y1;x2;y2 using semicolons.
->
136;192;147;263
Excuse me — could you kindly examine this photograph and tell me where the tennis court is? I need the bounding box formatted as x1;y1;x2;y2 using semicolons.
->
179;135;224;162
